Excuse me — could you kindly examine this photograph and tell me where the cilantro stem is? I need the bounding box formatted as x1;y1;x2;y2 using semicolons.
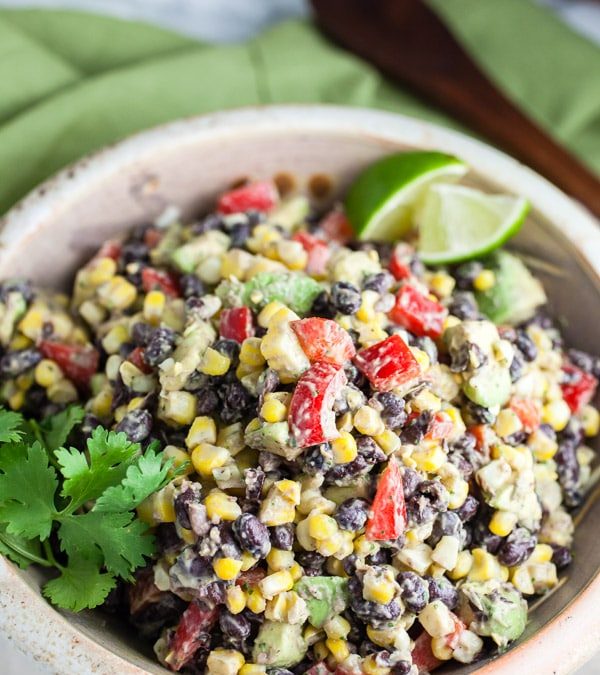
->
29;420;60;470
0;532;53;568
42;539;61;570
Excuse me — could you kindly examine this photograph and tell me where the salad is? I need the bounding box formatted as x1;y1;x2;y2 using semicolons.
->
0;151;598;675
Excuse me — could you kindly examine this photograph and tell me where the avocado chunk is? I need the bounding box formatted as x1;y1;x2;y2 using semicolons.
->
252;621;307;668
0;292;27;346
294;576;349;628
244;421;303;461
458;580;527;649
217;272;323;315
476;251;546;325
463;362;512;408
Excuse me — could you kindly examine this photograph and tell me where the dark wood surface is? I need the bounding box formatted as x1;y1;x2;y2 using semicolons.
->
311;0;600;219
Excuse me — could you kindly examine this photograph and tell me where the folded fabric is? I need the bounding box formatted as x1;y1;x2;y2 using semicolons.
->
0;0;598;215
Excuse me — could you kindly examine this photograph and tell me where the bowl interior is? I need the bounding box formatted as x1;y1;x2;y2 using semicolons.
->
1;116;598;674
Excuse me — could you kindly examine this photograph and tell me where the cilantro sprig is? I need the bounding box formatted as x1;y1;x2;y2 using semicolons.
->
0;406;181;611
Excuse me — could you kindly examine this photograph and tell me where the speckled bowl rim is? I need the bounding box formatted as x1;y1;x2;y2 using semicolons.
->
0;105;599;675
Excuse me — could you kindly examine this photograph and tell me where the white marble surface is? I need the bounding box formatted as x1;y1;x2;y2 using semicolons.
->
0;0;599;673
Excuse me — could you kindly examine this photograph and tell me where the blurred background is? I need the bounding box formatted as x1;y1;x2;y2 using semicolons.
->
0;0;599;673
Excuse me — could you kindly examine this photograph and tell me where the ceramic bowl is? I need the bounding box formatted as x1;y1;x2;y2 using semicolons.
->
0;106;599;675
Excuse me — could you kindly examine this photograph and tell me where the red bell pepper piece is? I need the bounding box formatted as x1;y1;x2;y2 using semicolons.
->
425;411;454;441
291;317;356;366
354;334;420;392
318;209;353;244
217;181;278;215
288;361;347;448
509;396;541;432
94;240;121;261
561;364;598;414
366;457;407;541
292;231;330;277
389;285;447;339
39;340;99;387
128;346;152;374
469;424;489;452
389;243;415;281
411;631;442;673
141;267;180;298
219;306;255;343
165;601;218;671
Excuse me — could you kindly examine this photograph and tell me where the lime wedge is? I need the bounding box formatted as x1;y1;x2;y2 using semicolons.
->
345;151;468;241
416;184;530;265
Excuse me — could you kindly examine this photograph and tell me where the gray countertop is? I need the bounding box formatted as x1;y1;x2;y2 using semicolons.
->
0;0;599;673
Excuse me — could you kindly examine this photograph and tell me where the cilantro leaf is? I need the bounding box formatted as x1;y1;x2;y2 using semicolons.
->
0;408;25;443
40;405;85;452
43;557;116;611
0;442;57;539
59;510;154;579
94;448;175;513
56;427;140;510
0;525;46;569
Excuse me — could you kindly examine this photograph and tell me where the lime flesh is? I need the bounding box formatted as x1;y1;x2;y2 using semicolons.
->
345;151;468;242
417;184;530;265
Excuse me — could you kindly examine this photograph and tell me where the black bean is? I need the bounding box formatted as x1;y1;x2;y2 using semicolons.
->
555;439;581;505
453;495;479;523
454;261;483;290
296;551;326;575
412;336;439;365
220;610;251;640
174;488;198;530
219;381;255;423
303;443;334;475
144;327;176;366
497;528;537;567
0;348;41;378
121;241;149;264
400;411;432;445
471;520;503;554
356;436;386;464
551;544;572;569
447;291;480;320
400;467;422;499
406;480;449;525
155;523;180;553
343;554;359;576
233;513;270;558
129;592;187;640
115;409;153;443
426;576;458;610
244;467;266;503
391;662;412;675
179;274;205;299
229;224;251;248
131;322;154;346
464;401;496;425
566;348;600;378
334;498;369;531
0;278;34;303
539;423;557;441
270;524;294;551
509;352;525;382
192;213;224;234
348;577;402;626
428;511;464;547
310;290;336;319
213;338;240;364
559;418;583;447
397;571;429;613
269;670;293;675
331;281;361;315
324;454;369;486
372;392;406;429
367;548;390;566
359;640;380;657
257;369;280;407
195;387;220;415
363;272;393;293
514;330;538;362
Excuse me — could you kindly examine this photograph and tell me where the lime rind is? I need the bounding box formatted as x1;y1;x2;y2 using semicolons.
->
416;183;530;265
345;151;468;242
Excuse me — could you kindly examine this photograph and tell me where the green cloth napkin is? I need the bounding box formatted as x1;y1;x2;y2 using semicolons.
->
0;0;599;215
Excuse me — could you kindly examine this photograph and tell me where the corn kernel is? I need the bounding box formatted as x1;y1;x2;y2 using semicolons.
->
289;562;303;581
374;429;401;455
266;548;295;571
102;324;130;354
18;308;44;340
473;269;496;292
336;412;354;433
362;654;391;675
79;300;106;327
325;638;349;663
353;405;385;436
356;291;378;323
354;534;380;557
47;378;78;404
431;636;453;661
314;640;329;662
331;432;358;464
308;513;338;541
530;543;553;564
186;415;217;449
34;359;63;388
191;443;231;477
160;391;197;426
9;333;33;350
542;400;571;432
246;588;266;614
324;616;351;640
97;276;137;310
90;389;113;419
257;301;287;328
447;478;469;510
226;585;247;615
162;445;192;475
153;491;176;523
304;625;323;645
448;550;473;580
205;489;242;521
411;389;442;414
581;404;600;437
88;257;117;286
528;428;558;462
489;510;518;537
15;371;34;391
261;397;287;424
363;566;396;604
199;347;231;376
494;409;523;439
236;336;265;368
429;271;456;299
206;648;245;674
143;290;166;325
412;445;446;473
239;665;266;675
8;389;25;411
258;570;294;599
443;315;461;331
276;240;308;271
468;548;504;582
213;557;243;581
136;496;156;525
